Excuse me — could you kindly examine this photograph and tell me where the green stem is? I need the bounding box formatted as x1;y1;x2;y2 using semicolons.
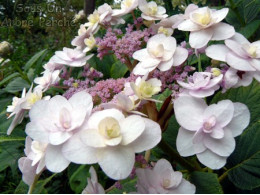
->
158;139;202;172
28;173;41;194
12;62;31;84
218;170;229;182
198;54;202;72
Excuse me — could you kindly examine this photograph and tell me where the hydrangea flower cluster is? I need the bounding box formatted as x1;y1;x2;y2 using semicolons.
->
6;0;257;194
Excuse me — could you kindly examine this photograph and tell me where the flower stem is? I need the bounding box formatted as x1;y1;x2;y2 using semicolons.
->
144;149;151;162
28;172;41;194
158;139;202;172
218;170;229;182
198;54;202;72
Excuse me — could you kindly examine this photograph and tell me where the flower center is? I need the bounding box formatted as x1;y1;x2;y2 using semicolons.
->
88;11;100;25
162;179;171;188
203;116;216;133
59;107;71;130
27;93;41;105
148;5;158;15
122;0;132;8
84;36;96;49
99;117;121;139
248;45;257;58
150;44;164;58
192;8;211;26
139;81;154;98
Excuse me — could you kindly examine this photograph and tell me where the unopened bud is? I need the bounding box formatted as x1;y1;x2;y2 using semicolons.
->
211;68;222;77
0;41;13;57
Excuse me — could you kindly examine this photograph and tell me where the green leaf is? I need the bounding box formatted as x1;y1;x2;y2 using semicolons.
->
110;61;128;79
190;172;223;193
108;178;137;194
239;20;260;38
68;164;90;193
14;180;29;194
33;174;57;194
3;77;30;93
24;49;47;71
0;134;25;143
243;0;260;23
227;122;260;190
0;72;20;87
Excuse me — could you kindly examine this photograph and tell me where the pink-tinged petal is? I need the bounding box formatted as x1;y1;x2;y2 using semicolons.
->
211;22;235;40
185;4;199;15
197;149;227;169
189;88;215;98
29;100;49;121
210;127;224;139
230;32;250;45
104;136;122;146
189;28;213;48
206;44;229;62
178;19;202;31
45;144;70;173
87;109;125;129
133;49;150;61
225;102;250;137
153;158;173;174
69;91;93;112
48;95;72;119
157;6;166;15
169;179;196;194
250;59;260;71
129;118;161;153
7;110;26;135
176;127;196;157
203;100;234;127
224;68;239;89
79;129;106;148
36;158;46;174
89;166;98;182
192;129;207;154
62;133;98;164
137;58;160;69
204;129;235;157
174;96;206;131
24;137;32;156
211;8;229;23
254;71;260;82
25;121;49;143
172;47;189;66
206;74;223;89
18;157;37;186
226;52;255;71
120;115;145;145
157;58;174;71
225;39;249;58
49;131;72;145
160;35;177;52
99;146;135;180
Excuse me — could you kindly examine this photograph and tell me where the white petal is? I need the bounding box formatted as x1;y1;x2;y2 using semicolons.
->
99;146;135;180
189;88;215;98
80;129;106;147
29;100;49;121
133;63;156;75
172;47;189;66
205;44;229;62
189;28;213;49
211;23;235;40
230;32;250;45
226;52;255;71
133;49;150;61
69;91;93;111
45;144;70;173
176;127;196;157
169;179;196;194
204;129;235;157
225;39;249;58
174;96;206;131
120;115;145;145
211;8;229;23
62;133;98;164
225;102;250;137
25;121;49;143
49;131;72;145
197;149;227;169
158;58;174;71
178;19;202;31
129;118;161;153
203;100;234;127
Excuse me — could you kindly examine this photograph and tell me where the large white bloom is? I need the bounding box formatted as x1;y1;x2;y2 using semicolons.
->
174;96;250;169
62;108;162;180
178;6;235;48
25;91;93;172
139;0;168;21
136;159;196;194
51;47;93;67
133;34;188;75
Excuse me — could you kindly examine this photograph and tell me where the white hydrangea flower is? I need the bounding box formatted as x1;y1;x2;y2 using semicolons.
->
62;108;162;180
139;0;168;21
112;0;139;17
83;34;96;53
25;91;93;172
174;96;250;169
133;34;188;75
34;69;60;92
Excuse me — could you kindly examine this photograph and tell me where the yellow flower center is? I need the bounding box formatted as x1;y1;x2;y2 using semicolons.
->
248;45;257;58
27;93;41;105
148;5;158;15
211;68;222;77
193;8;211;26
99;117;121;139
122;0;132;8
162;179;171;188
84;36;96;49
139;81;154;98
88;11;100;25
